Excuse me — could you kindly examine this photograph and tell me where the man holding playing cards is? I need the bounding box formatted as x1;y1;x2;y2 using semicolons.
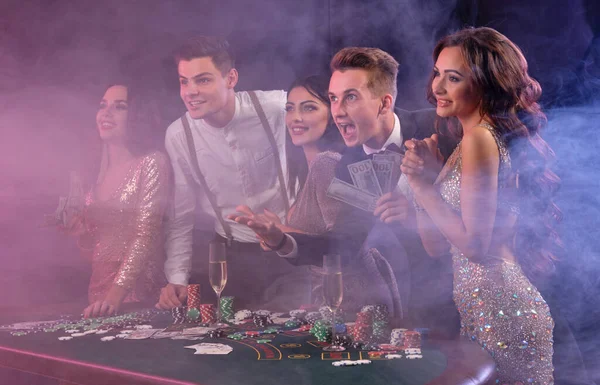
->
231;47;459;334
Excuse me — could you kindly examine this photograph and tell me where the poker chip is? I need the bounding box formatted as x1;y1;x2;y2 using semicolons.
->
305;312;322;325
284;319;301;328
245;331;261;337
257;339;271;344
95;330;110;335
187;308;201;322
310;320;332;342
333;334;353;347
65;329;79;334
234;309;253;322
187;284;201;309
289;309;307;319
386;354;402;359
356;311;373;325
373;304;389;322
404;331;422;348
219;297;235;321
207;330;225;339
100;336;116;342
58;336;72;341
199;304;217;324
254;310;271;316
115;333;129;339
172;306;188;324
71;333;86;337
299;324;312;332
361;305;376;313
351;341;364;350
253;314;273;327
406;354;423;359
390;328;407;346
332;359;371;367
405;348;421;354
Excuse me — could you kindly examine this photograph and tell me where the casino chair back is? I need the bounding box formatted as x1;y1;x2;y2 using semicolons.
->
359;222;409;319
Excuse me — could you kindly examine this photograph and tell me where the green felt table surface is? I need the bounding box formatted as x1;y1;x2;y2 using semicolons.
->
0;304;494;385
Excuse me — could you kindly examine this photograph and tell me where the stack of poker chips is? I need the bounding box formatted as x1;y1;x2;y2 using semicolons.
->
253;314;273;327
219;296;235;321
233;309;253;323
403;330;422;348
186;284;202;323
349;310;373;343
371;305;390;342
333;334;353;347
187;284;201;308
319;306;344;324
305;312;322;326
390;328;407;346
172;306;188;324
289;309;307;321
310;319;332;342
199;304;217;324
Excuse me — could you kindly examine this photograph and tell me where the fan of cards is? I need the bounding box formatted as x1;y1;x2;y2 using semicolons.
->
327;151;403;212
43;171;84;227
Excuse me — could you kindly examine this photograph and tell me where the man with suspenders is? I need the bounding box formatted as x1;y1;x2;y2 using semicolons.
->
156;36;291;310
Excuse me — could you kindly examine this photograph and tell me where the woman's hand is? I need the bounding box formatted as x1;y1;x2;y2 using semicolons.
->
402;134;444;190
59;212;87;236
83;285;127;318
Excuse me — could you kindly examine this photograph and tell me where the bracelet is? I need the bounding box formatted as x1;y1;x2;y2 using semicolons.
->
262;234;288;252
413;201;426;213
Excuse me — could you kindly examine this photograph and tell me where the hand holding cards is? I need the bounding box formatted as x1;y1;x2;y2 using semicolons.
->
44;171;85;228
327;151;403;212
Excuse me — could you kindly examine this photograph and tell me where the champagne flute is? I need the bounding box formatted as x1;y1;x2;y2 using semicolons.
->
322;254;345;352
209;241;227;325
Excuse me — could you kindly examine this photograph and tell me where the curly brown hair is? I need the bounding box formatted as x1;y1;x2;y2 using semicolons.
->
427;27;562;279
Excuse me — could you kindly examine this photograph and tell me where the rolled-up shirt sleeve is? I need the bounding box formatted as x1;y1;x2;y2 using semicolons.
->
164;126;198;285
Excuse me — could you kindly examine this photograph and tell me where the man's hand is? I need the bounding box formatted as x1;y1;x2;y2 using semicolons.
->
227;205;285;248
373;190;414;224
156;283;188;310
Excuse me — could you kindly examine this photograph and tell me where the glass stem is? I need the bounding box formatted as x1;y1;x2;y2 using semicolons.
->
216;292;221;323
331;307;337;346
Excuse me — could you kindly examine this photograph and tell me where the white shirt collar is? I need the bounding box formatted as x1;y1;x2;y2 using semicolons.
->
363;113;403;155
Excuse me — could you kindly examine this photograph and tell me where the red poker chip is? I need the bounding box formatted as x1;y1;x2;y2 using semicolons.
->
245;331;260;337
379;344;401;351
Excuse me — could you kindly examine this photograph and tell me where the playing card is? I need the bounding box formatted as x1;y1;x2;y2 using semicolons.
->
182;326;217;336
125;329;162;340
184;343;233;355
151;331;182;339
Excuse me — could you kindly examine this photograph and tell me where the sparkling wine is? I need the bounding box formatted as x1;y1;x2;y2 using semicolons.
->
209;261;227;294
323;272;343;309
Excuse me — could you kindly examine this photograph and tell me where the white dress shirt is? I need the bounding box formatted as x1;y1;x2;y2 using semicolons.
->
164;90;289;285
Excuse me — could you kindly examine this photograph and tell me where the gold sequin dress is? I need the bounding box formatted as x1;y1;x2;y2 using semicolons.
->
435;124;554;385
83;151;170;304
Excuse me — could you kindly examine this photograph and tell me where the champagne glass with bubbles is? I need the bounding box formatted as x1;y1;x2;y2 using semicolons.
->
322;254;345;352
209;241;227;325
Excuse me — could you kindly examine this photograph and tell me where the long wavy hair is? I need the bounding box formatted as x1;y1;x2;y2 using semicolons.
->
94;80;165;184
286;75;345;198
426;27;562;280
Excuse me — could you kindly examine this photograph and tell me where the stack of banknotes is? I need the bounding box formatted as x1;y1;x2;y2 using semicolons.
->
327;151;403;212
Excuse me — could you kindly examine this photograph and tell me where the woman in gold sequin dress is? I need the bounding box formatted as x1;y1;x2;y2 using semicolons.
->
401;28;561;384
66;83;170;318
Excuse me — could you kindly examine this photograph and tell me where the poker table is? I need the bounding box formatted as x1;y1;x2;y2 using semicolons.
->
0;303;496;385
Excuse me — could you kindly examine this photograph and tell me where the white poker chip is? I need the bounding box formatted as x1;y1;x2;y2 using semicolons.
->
134;325;153;330
115;334;129;338
65;329;79;334
332;360;371;367
355;359;372;365
386;354;403;359
361;305;376;312
71;333;86;337
119;329;134;334
405;348;421;354
289;309;307;318
100;336;116;342
58;336;73;341
234;310;253;321
254;310;271;316
405;354;423;359
83;330;98;335
95;330;110;335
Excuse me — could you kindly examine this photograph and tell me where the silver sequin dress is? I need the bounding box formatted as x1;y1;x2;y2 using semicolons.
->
435;124;554;384
83;151;170;304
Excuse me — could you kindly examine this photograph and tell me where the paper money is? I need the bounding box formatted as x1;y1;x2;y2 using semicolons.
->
347;159;383;196
372;155;394;194
327;178;377;212
378;151;404;192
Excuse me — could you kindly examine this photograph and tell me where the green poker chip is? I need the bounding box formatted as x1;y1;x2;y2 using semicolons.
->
187;308;200;320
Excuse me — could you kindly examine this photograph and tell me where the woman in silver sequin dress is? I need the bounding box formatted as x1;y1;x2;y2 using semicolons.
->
401;27;561;384
63;83;170;318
